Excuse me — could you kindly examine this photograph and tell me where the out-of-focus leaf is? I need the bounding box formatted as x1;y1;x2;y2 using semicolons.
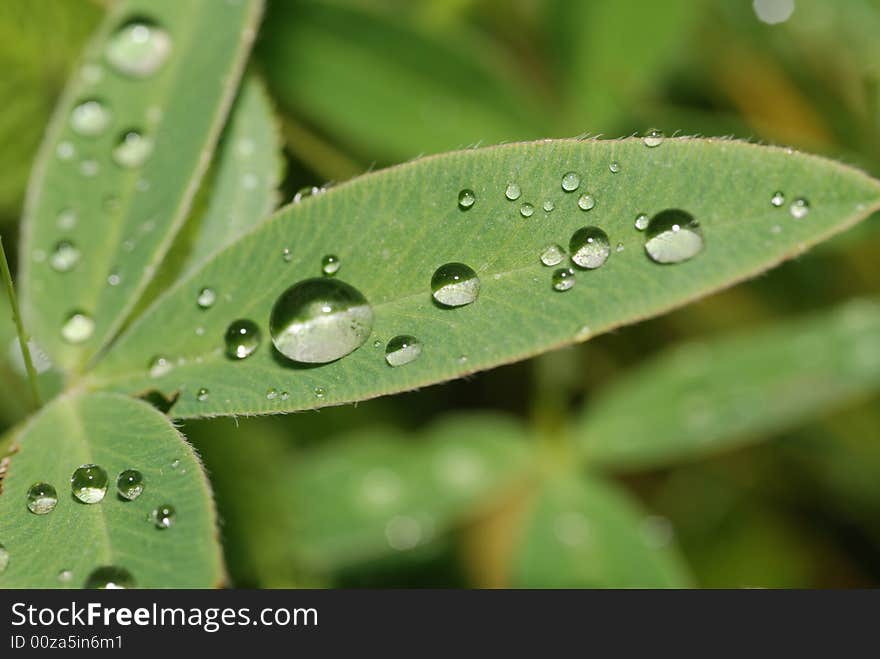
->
577;299;880;470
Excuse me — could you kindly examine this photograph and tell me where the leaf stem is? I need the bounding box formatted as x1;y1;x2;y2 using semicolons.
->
0;235;41;407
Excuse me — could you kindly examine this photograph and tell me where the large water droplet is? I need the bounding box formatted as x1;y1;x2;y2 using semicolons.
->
70;464;108;504
561;171;580;192
26;482;58;515
457;189;475;210
321;254;340;276
49;241;80;272
61;312;94;344
644;209;704;264
113;130;153;168
70;100;110;137
270;278;373;364
0;544;9;574
642;129;664;147
151;504;176;530
569;227;611;269
105;21;172;78
790;197;810;219
552;267;576;291
225;319;261;359
505;183;521;201
117;469;144;501
770;191;785;207
540;244;565;267
196;287;216;309
84;566;135;589
431;263;480;307
577;194;595;211
385;335;422;367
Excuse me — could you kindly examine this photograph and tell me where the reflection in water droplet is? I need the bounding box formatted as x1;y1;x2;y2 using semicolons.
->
642;128;664;148
561;171;580;192
431;263;480;307
540;244;565;267
196;287;216;309
569;226;611;269
321;254;340;276
71;464;108;504
790;197;810;219
148;355;172;378
505;183;521;201
270;278;373;364
112;130;153;168
385;335;422;367
644;209;704;264
49;241;80;272
457;189;475;210
771;191;785;207
552;267;576;291
26;482;58;515
105;21;172;78
520;202;534;217
61;312;94;344
151;504;176;530
577;194;595;211
70;100;110;137
117;470;144;501
84;566;135;589
224;319;261;360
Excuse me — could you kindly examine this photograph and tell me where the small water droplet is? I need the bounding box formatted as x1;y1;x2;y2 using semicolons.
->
196;388;209;402
431;263;480;307
270;278;373;363
543;200;554;212
609;161;621;173
224;319;261;359
634;213;649;231
113;130;153;168
505;183;521;201
790;197;810;219
457;189;476;210
116;470;144;501
520;202;534;217
26;482;58;515
79;159;99;177
58;569;73;583
108;271;121;286
70;464;108;504
171;459;180;469
642;128;664;148
57;208;77;230
771;191;785;207
385;335;422;367
280;391;289;401
577;194;595;211
569;226;611;269
84;566;135;589
61;311;94;344
56;141;75;160
540;244;565;266
321;254;340;276
148;355;172;378
293;186;322;203
196;287;216;309
70;99;110;137
49;241;80;272
282;247;293;262
644;209;704;264
0;544;8;574
615;242;624;252
266;388;278;400
561;171;580;192
552;267;576;291
314;386;326;399
105;21;172;78
151;504;176;529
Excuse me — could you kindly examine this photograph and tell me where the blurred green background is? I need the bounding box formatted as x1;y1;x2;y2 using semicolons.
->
2;0;880;587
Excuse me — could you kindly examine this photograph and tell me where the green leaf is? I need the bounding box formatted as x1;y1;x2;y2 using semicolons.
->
87;138;880;417
577;298;880;471
0;392;223;588
510;474;691;587
19;0;263;373
288;414;530;571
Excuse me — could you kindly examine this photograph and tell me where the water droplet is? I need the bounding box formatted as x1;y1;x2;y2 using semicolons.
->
505;183;521;201
552;267;576;291
569;226;611;269
790;197;810;219
644;209;704;264
148;355;172;378
61;312;94;344
385;335;422;367
49;241;80;272
56;141;75;160
26;482;58;515
609;161;621;173
70;100;110;137
457;188;476;210
431;263;480;307
385;515;424;551
79;159;99;177
615;242;625;253
266;388;278;400
282;247;293;262
642;128;664;148
540;244;565;266
105;21;172;78
108;271;121;286
57;208;77;230
242;173;258;190
117;470;144;501
634;213;649;231
753;0;795;25
171;459;180;470
577;194;595;211
225;319;261;360
561;171;580;192
112;130;153;168
280;391;289;401
0;544;8;574
58;569;73;583
313;386;326;399
542;200;555;212
270;278;373;364
151;504;176;529
196;287;216;309
84;566;134;589
771;191;785;207
293;185;322;203
196;388;209;402
321;254;340;276
70;464;108;504
520;202;534;217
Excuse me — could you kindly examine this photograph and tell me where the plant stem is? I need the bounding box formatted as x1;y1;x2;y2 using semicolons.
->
0;235;41;407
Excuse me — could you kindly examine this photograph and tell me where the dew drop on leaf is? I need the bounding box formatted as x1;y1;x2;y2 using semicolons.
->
105;21;172;78
609;161;621;173
196;287;216;309
58;569;73;583
112;130;153;168
148;355;172;378
70;99;111;137
0;544;8;574
61;311;94;344
561;171;580;192
543;200;554;212
520;202;534;217
84;566;135;589
294;185;322;203
151;504;176;530
505;183;521;201
385;335;422;367
196;388;209;402
321;254;341;276
282;248;293;263
79;159;100;177
431;263;480;307
116;470;145;501
270;278;374;364
771;191;785;207
540;244;565;266
56;208;77;230
266;388;278;400
224;319;261;360
569;226;611;269
71;464;108;504
314;386;326;399
644;209;704;264
642;129;664;148
457;189;476;210
26;482;58;515
552;267;576;291
634;213;649;231
790;197;810;219
577;194;595;211
56;141;75;160
49;241;80;272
